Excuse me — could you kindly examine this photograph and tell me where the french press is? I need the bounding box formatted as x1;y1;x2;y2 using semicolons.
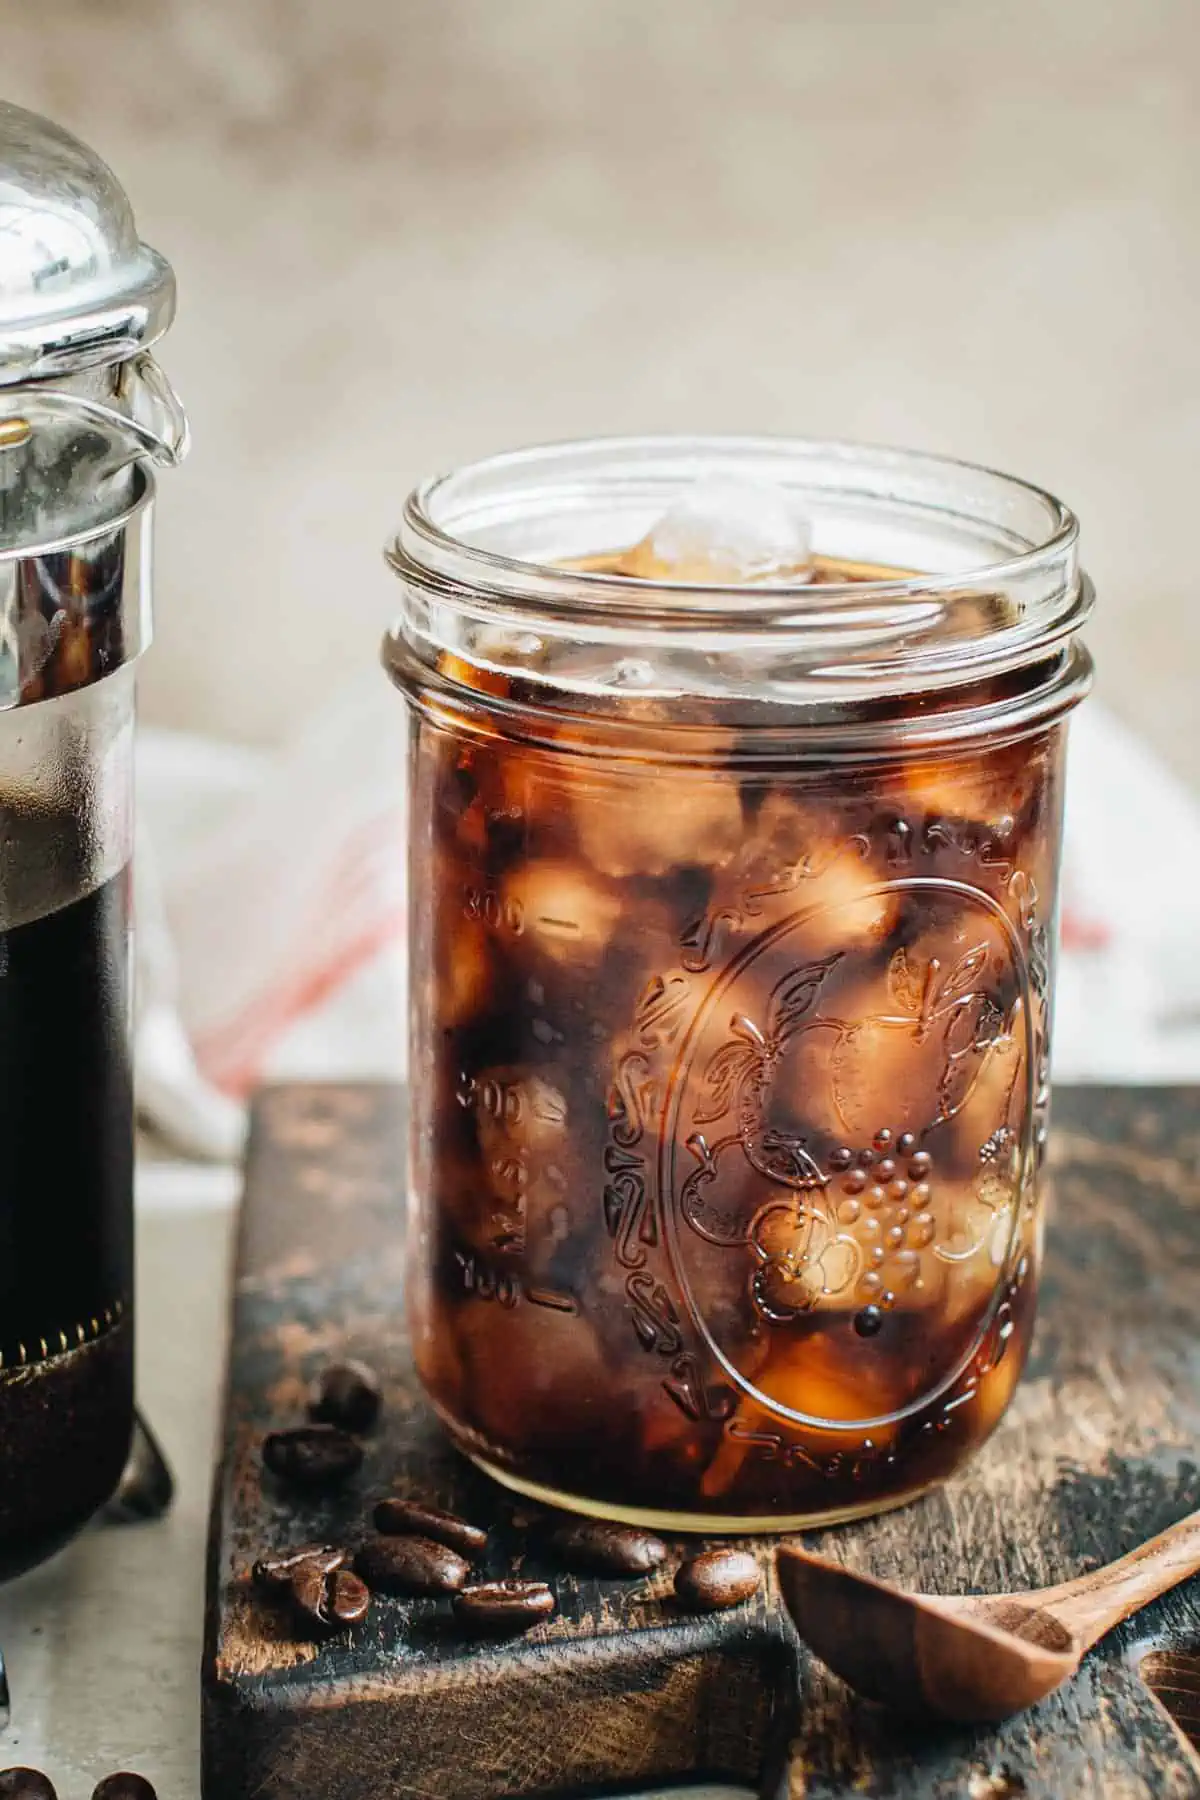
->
0;101;186;1616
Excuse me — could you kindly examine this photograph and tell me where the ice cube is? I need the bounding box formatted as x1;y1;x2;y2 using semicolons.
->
574;769;743;878
619;475;813;584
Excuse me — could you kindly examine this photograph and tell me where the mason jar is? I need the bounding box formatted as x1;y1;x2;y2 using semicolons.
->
0;101;185;1574
384;435;1092;1532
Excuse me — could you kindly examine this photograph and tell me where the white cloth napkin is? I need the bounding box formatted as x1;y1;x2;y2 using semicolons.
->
133;688;1200;1162
134;673;406;1157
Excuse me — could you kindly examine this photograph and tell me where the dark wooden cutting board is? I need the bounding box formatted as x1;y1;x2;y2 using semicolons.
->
202;1084;1200;1800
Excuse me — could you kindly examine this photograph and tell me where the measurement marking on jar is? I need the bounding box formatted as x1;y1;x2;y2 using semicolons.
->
524;1286;579;1315
489;1153;528;1194
462;886;525;933
456;1075;567;1128
453;1250;576;1315
535;915;581;935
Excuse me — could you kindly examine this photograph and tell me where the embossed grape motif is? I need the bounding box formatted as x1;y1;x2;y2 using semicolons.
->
749;1196;860;1320
828;940;1020;1139
660;881;1033;1429
679;956;862;1311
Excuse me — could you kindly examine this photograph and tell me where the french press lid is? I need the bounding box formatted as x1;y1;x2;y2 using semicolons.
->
0;102;187;706
0;100;175;384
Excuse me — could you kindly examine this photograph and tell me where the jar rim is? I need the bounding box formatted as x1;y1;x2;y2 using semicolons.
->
385;433;1090;724
391;432;1078;611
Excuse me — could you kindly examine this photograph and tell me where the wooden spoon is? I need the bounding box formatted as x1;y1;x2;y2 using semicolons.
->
776;1509;1200;1723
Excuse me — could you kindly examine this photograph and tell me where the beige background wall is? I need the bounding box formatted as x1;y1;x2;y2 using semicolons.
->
6;1;1199;780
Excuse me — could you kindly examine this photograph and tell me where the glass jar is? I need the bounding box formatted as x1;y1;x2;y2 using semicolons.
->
385;435;1092;1532
0;102;185;1574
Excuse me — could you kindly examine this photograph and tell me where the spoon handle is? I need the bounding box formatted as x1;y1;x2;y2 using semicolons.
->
1039;1509;1200;1650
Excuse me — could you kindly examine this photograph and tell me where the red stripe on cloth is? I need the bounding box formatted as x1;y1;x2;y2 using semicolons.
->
1061;906;1111;952
195;911;403;1097
189;817;405;1094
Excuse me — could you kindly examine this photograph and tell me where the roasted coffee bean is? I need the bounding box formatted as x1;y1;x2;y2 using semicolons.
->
253;1542;348;1591
548;1520;668;1576
309;1359;382;1433
0;1772;56;1800
290;1563;370;1634
453;1580;556;1634
92;1775;158;1800
674;1549;760;1612
262;1424;363;1489
373;1496;487;1558
355;1534;470;1596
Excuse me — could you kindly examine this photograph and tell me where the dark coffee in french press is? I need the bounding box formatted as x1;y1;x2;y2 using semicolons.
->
0;101;187;1575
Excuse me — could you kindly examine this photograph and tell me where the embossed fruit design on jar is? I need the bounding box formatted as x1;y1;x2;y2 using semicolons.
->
385;437;1091;1531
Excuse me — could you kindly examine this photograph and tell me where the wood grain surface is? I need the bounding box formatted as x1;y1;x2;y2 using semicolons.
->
202;1083;1200;1800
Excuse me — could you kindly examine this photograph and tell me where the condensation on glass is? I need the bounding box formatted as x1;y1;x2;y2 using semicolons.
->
385;435;1092;1531
0;101;186;1573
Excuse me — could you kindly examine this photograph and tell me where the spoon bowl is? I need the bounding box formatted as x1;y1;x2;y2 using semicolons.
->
776;1548;1079;1722
777;1506;1200;1723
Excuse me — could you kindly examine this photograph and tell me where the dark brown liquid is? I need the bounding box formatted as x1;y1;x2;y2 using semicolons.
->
0;868;134;1573
403;556;1061;1525
571;548;909;579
